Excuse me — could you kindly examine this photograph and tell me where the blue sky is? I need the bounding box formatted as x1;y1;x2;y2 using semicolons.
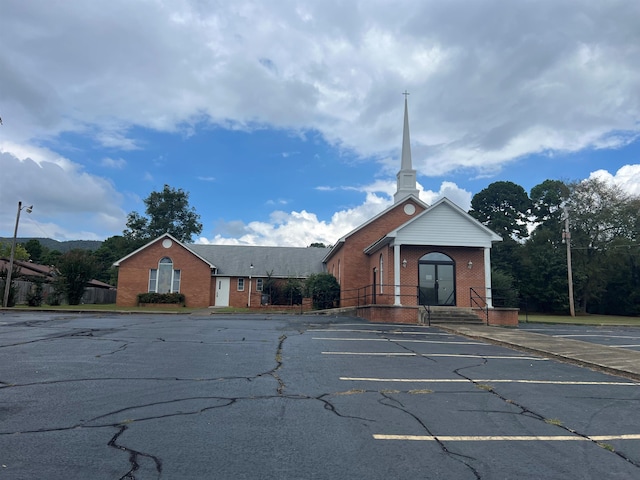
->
1;1;639;246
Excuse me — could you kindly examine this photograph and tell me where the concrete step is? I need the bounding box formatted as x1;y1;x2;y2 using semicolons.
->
420;306;485;324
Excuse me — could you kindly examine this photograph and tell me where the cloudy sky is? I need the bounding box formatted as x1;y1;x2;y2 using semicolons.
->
1;0;639;247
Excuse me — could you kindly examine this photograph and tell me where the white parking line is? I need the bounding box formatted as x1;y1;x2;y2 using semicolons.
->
313;329;453;336
323;352;547;360
313;337;485;345
373;434;640;441
340;377;638;385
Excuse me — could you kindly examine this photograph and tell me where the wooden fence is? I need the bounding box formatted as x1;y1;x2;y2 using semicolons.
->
12;280;116;305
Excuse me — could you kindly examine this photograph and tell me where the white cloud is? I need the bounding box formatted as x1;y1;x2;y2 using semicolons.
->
101;157;127;169
199;180;472;246
0;148;126;240
1;1;639;242
589;164;640;196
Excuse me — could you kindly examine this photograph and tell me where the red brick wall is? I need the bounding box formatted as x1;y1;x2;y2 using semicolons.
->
116;239;212;308
397;246;486;307
327;200;426;307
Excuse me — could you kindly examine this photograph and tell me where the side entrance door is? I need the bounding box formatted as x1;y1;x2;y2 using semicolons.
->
215;277;230;307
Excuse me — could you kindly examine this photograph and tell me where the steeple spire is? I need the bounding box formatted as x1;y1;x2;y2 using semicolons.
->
394;92;419;203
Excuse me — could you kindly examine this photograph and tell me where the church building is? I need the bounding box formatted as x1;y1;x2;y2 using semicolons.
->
114;97;516;325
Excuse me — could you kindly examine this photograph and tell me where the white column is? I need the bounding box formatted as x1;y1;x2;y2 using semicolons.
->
394;244;402;305
484;247;493;308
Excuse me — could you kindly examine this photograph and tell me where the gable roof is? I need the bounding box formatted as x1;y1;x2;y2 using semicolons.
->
113;233;329;278
364;197;502;253
189;244;329;278
112;233;216;268
323;195;428;262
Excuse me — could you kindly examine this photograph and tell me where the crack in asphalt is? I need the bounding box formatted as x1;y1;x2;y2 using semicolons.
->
377;391;481;480
374;332;482;479
108;425;163;480
453;361;640;470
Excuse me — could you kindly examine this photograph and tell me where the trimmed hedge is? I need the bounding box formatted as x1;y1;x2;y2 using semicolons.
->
137;292;185;305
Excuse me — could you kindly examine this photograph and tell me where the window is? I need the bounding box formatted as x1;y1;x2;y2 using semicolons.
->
256;278;263;292
237;278;245;291
379;254;384;293
148;257;180;293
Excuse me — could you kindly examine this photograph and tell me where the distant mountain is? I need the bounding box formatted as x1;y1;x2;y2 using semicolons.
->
0;237;103;253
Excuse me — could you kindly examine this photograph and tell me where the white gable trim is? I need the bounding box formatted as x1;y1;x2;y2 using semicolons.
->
324;195;428;262
364;197;501;253
113;233;216;269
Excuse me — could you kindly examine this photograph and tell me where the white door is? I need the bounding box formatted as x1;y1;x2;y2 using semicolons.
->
215;277;230;307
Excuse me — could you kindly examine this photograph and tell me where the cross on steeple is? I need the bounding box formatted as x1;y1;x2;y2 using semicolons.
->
402;90;410;98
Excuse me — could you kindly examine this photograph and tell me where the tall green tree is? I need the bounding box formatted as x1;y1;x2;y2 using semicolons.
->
57;249;97;305
469;181;531;282
92;235;145;285
566;178;639;313
469;181;532;240
530;179;570;232
124;185;203;242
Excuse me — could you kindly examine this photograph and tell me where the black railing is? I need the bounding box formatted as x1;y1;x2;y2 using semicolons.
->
470;287;489;325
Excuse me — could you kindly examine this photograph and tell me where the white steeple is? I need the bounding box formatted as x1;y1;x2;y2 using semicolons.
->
394;92;419;203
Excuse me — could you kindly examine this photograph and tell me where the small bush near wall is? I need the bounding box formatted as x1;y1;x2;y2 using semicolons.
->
137;292;185;305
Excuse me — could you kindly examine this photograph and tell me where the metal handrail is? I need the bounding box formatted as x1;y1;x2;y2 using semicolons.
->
469;287;489;325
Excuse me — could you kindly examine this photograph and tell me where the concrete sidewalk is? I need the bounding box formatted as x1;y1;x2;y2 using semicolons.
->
438;324;640;382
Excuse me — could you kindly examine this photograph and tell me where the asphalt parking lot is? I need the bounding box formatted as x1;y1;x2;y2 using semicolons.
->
520;323;640;351
1;311;639;479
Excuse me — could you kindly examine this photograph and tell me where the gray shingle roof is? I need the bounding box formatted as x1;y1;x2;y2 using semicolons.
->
188;244;330;278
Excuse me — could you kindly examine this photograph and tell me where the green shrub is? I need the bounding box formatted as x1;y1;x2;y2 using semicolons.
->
137;292;185;305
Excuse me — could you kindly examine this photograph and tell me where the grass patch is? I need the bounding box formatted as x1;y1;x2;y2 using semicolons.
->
476;384;493;391
10;304;202;314
599;442;615;452
519;313;640;326
335;389;366;395
545;418;563;426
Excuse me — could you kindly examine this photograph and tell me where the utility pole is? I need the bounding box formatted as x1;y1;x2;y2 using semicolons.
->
562;208;576;317
3;201;32;307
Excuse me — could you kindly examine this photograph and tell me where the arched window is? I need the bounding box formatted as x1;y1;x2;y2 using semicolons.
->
149;257;181;293
379;254;384;293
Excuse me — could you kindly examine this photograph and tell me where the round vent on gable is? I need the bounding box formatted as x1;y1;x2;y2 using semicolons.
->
404;203;416;215
162;238;173;248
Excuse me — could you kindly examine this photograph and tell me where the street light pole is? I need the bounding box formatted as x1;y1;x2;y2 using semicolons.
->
3;201;33;308
562;208;575;317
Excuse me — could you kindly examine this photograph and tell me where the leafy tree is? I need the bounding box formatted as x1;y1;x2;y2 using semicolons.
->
305;273;340;310
519;228;569;313
24;239;44;263
309;243;327;248
282;278;303;305
123;185;203;242
566;178;639;313
57;250;97;305
0;242;30;261
93;235;144;285
469;181;531;240
530;179;570;232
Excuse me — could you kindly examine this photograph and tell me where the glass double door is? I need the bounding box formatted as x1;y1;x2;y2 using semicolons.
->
419;263;455;306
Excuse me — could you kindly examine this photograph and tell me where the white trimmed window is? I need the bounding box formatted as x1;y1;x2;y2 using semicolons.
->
379;254;384;293
148;257;180;293
237;278;245;291
256;278;263;292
